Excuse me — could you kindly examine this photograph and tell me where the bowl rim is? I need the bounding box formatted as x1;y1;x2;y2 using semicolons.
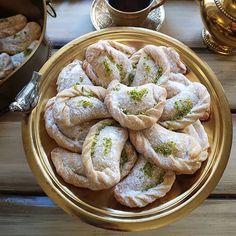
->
22;27;232;231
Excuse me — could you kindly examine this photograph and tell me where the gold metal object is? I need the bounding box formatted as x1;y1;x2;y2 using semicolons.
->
198;0;236;55
90;0;165;31
22;28;232;231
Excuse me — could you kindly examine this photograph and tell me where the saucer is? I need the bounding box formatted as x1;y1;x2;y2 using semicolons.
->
90;0;165;31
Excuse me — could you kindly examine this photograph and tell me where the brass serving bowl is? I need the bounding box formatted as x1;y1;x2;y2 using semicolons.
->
22;28;232;231
0;0;50;113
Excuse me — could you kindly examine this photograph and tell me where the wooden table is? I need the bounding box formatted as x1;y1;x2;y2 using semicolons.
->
0;0;235;235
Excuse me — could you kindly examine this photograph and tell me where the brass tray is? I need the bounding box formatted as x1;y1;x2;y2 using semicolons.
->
22;28;232;231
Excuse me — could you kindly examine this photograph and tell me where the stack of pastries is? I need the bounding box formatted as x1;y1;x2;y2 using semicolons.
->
0;14;41;80
44;40;211;208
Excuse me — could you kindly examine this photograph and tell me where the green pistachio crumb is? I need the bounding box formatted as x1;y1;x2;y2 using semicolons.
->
103;60;112;75
142;162;154;178
78;100;93;108
13;33;20;39
23;48;33;56
143;171;165;191
174;99;193;120
79;76;84;82
128;88;148;102
154;141;177;157
112;85;121;91
116;64;126;83
143;62;151;74
152;67;163;83
120;108;130;115
103;137;112;156
138;111;146;115
120;150;128;169
132;64;137;69
91;121;113;158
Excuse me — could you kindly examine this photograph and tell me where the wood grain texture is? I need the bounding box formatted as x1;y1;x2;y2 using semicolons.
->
0;113;235;194
0;196;235;235
47;0;204;48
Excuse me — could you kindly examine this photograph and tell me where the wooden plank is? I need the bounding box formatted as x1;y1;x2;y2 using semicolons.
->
47;0;204;48
0;113;41;194
0;113;235;195
0;196;236;235
197;51;236;110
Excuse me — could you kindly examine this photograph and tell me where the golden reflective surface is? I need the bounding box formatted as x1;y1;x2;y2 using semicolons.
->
23;28;232;231
199;0;236;54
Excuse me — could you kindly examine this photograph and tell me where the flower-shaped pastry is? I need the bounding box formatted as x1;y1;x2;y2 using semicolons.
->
83;40;135;87
105;80;167;130
130;45;187;87
130;124;202;174
57;59;93;92
82;119;128;190
130;45;171;86
53;85;110;127
44;97;98;153
51;142;137;190
160;82;210;130
114;156;175;208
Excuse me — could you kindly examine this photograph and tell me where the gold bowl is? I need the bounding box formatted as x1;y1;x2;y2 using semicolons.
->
22;28;232;231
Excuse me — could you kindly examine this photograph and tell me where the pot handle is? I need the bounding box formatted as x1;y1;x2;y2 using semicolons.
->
46;0;57;18
9;72;42;113
150;0;166;11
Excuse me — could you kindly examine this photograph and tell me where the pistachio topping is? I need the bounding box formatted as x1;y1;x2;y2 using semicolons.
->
120;107;146;115
103;60;112;75
128;88;148;102
153;67;163;84
103;137;112;156
23;48;33;56
112;85;121;91
154;141;178;157
116;63;126;83
120;149;128;169
143;62;151;74
91;121;114;158
120;108;130;115
142;162;154;178
79;76;84;82
174;99;193;120
143;171;165;191
78;100;93;108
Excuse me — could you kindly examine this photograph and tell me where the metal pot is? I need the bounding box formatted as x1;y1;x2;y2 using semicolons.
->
0;0;55;114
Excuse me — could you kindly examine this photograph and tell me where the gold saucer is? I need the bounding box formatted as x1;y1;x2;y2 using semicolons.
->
90;0;165;31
